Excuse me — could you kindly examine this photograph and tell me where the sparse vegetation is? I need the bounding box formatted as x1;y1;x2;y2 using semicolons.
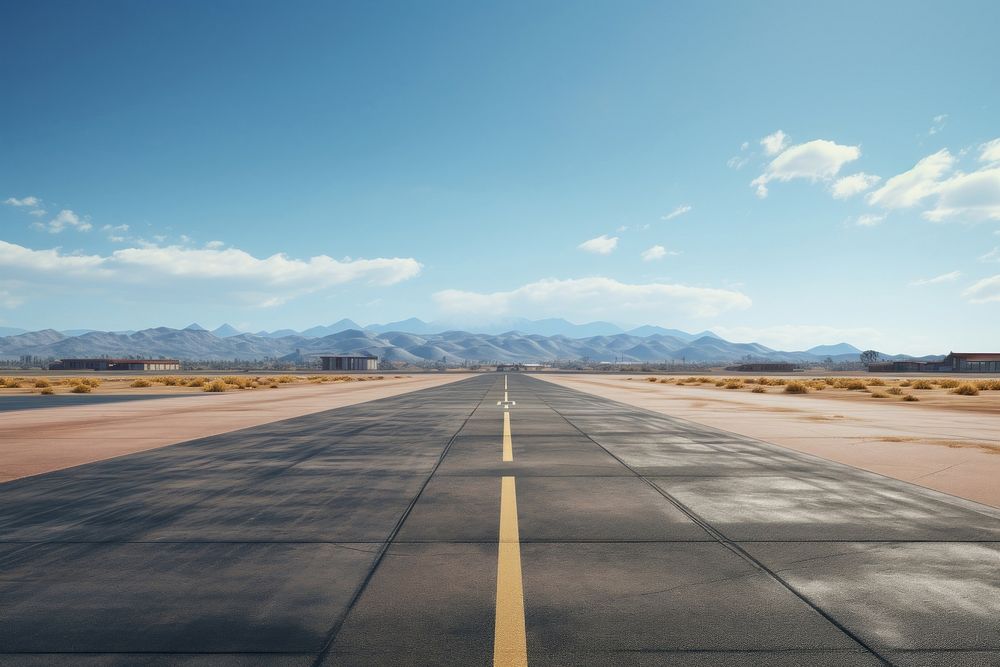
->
203;379;228;392
937;379;960;389
784;381;809;394
751;385;767;393
70;383;92;393
33;379;51;388
867;378;886;386
887;386;903;395
902;394;919;402
952;383;979;396
40;387;55;395
130;379;152;388
911;380;933;390
870;391;888;399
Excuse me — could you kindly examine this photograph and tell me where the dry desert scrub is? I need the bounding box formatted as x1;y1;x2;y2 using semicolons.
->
70;383;92;393
130;379;153;388
887;386;903;395
646;377;658;382
870;391;888;399
203;379;228;392
867;378;886;386
975;379;1000;390
784;381;809;394
937;379;960;389
40;387;54;395
952;383;980;396
751;385;767;393
903;394;919;402
910;380;934;390
33;379;51;388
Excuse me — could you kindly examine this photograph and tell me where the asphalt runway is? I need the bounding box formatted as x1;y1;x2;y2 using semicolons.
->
0;374;998;665
0;393;186;412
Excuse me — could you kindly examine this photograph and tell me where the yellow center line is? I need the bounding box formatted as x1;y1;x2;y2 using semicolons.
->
494;476;527;666
502;410;513;462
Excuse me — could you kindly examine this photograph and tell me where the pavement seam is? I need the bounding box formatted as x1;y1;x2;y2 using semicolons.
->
309;375;495;666
527;376;896;667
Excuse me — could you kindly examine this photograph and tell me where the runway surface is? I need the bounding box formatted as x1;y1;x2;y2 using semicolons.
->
0;393;185;412
0;374;998;665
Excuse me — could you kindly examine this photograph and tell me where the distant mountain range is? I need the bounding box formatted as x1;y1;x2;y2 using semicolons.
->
0;321;937;365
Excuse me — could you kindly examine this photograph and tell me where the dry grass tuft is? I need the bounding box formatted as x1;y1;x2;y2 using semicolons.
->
70;383;92;393
870;392;888;399
34;379;51;388
203;379;228;392
910;380;933;390
646;376;658;383
887;386;903;395
784;381;809;394
937;379;960;389
952;383;979;396
867;378;886;386
130;379;153;388
751;385;767;393
724;380;743;389
902;394;919;402
40;386;55;395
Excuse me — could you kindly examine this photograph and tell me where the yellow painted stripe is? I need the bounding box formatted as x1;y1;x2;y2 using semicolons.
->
502;411;513;462
494;476;527;667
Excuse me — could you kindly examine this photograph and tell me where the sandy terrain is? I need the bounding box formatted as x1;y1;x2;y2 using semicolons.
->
0;373;468;483
539;374;1000;508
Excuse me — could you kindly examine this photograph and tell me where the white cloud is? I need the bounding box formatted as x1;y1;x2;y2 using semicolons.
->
910;271;961;286
4;196;40;208
434;277;751;320
727;156;749;170
852;213;885;227
740;141;749;151
641;245;679;261
760;130;789;156
866;149;954;209
928;114;948;135
0;240;422;306
831;172;881;199
751;139;861;198
101;224;130;242
578;234;618;255
205;240;225;249
711;324;882;351
31;209;92;234
980;247;1000;263
0;289;24;308
922;167;1000;223
981;138;1000;164
661;204;692;220
963;275;1000;304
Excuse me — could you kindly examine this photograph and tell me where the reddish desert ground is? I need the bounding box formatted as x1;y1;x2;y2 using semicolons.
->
0;373;467;483
542;374;1000;508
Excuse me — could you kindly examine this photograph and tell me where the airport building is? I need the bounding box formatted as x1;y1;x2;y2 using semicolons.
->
320;355;379;371
49;358;181;371
868;352;1000;373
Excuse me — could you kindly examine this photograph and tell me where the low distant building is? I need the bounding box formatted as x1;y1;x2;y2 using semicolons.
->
724;362;797;373
49;358;180;371
320;355;379;371
870;352;1000;373
496;363;547;372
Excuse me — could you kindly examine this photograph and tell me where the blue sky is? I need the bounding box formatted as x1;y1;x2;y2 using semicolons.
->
2;0;999;353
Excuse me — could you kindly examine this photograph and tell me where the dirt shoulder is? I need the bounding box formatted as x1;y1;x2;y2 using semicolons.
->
539;374;1000;509
0;374;469;483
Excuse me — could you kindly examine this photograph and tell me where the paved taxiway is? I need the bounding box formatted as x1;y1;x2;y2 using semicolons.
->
0;374;998;665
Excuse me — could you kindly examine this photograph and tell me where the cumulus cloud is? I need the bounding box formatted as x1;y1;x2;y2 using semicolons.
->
711;324;882;351
922;167;1000;222
751;139;861;198
928;114;948;136
31;209;92;233
433;277;751;320
831;172;881;199
963;275;1000;303
578;234;618;255
852;214;885;227
760;130;789;156
909;271;961;286
641;245;679;261
4;196;40;208
661;204;692;220
0;240;422;306
866;149;954;209
981;139;1000;164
